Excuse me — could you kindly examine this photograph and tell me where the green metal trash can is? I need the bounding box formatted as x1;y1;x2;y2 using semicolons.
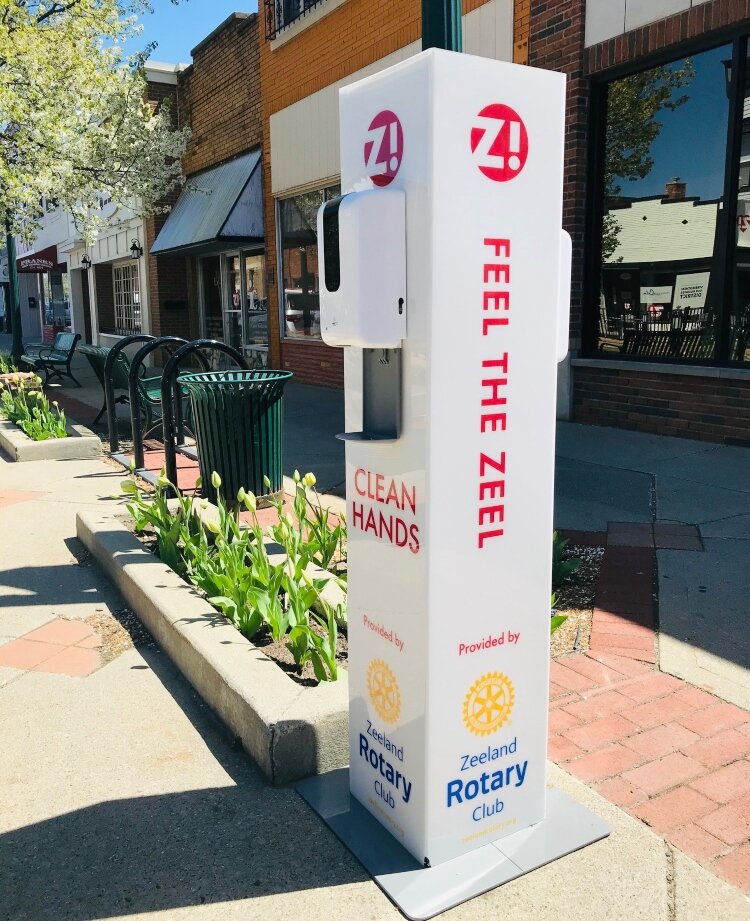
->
179;370;293;502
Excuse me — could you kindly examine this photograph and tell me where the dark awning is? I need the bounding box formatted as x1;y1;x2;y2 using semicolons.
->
17;245;61;273
151;149;263;256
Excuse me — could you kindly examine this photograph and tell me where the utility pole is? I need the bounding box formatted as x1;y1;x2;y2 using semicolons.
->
5;221;22;362
421;0;462;52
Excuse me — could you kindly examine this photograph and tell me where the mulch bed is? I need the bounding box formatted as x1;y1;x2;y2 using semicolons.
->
550;544;604;658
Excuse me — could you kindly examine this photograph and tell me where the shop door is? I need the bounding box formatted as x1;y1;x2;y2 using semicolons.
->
242;254;268;368
223;255;243;354
201;256;223;341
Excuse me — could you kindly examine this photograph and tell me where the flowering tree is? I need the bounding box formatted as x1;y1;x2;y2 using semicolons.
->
0;0;189;239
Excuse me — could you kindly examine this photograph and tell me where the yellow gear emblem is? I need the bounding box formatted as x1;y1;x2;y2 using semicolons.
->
463;672;515;736
367;659;401;725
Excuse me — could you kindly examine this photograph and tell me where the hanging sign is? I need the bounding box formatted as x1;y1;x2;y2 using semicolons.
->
17;245;58;273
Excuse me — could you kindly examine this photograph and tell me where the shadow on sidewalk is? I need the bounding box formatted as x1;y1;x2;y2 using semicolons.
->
0;643;366;921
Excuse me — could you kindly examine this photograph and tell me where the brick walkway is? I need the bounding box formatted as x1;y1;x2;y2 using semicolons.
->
552;524;750;893
0;618;102;677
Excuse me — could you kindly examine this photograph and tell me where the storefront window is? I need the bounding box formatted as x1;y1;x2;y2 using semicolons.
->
730;47;750;362
112;262;141;335
278;184;340;340
595;44;732;362
244;254;268;360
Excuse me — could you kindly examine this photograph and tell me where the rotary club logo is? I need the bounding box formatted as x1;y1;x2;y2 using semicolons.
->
367;658;401;725
462;672;515;736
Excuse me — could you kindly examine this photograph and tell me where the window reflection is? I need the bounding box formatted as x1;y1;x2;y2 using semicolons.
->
278;184;340;340
599;46;730;361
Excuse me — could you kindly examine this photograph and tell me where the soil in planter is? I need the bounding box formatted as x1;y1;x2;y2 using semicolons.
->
255;625;348;686
550;544;604;658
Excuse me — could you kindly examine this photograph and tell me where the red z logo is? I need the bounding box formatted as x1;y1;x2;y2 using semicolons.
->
364;110;403;187
471;104;529;182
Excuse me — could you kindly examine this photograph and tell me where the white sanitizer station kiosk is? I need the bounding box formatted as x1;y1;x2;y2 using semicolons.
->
298;48;609;920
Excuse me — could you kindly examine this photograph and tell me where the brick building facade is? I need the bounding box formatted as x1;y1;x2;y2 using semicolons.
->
140;1;749;446
258;0;507;385
144;74;194;343
147;13;266;362
519;0;750;445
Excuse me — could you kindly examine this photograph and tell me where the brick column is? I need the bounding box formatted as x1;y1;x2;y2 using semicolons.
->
529;0;587;349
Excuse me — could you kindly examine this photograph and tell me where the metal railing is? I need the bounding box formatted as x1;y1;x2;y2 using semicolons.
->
104;334;155;453
264;0;326;39
128;337;187;470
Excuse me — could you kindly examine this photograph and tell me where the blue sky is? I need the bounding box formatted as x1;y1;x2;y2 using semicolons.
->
138;0;259;66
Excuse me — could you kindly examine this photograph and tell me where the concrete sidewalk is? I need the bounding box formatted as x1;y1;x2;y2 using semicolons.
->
555;423;750;711
1;337;748;915
0;449;748;917
41;345;749;708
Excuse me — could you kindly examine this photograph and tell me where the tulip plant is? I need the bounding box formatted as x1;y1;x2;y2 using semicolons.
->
122;467;346;682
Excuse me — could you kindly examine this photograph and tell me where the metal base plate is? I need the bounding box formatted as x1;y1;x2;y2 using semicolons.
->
297;768;610;920
111;453;158;487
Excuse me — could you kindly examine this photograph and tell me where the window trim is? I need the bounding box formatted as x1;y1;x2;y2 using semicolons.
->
585;32;750;366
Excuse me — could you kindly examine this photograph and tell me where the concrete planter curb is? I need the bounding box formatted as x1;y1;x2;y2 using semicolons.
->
76;509;349;784
0;416;100;462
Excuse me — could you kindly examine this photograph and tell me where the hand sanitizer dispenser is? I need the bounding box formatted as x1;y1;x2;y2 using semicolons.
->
318;188;406;441
318;188;406;348
297;50;610;919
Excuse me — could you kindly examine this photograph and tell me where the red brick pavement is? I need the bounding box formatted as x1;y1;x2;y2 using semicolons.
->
551;525;750;894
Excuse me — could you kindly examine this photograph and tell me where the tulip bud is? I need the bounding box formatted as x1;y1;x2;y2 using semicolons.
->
211;471;222;490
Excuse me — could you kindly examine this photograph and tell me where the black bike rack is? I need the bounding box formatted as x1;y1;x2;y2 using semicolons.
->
104;334;155;453
128;337;187;471
161;339;248;490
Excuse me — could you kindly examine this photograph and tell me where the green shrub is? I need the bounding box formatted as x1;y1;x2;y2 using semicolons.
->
550;593;566;635
552;530;581;589
0;352;18;374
